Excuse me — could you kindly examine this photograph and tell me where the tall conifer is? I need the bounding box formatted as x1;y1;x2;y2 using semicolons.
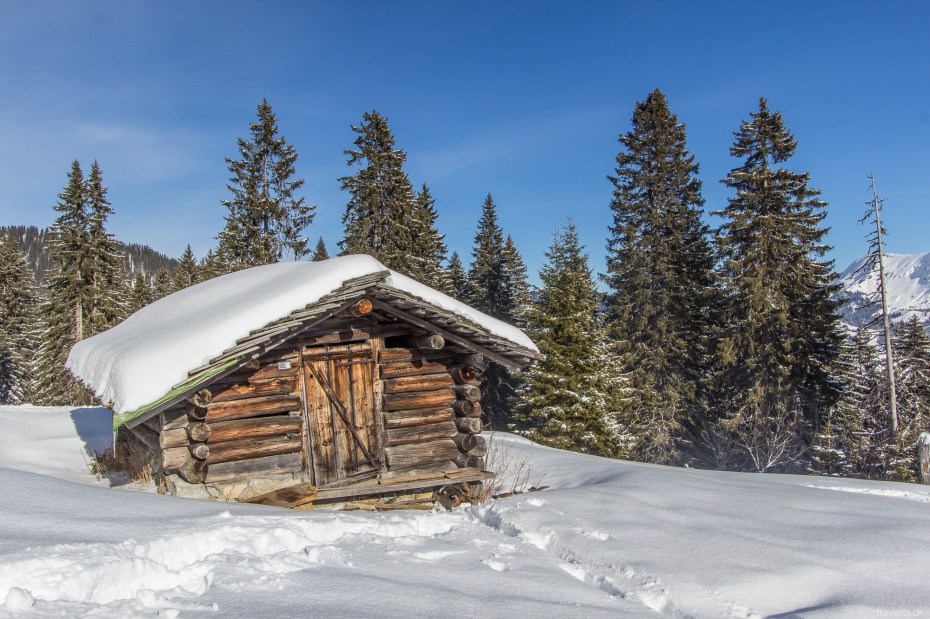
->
311;237;330;261
35;161;93;405
713;98;842;472
172;245;199;291
0;236;40;404
446;252;468;301
85;161;128;334
514;220;631;457
604;89;718;464
339;110;418;273
466;194;528;427
218;99;314;268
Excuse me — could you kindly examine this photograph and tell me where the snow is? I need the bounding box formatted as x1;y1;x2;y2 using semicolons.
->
838;251;930;331
2;406;930;617
66;255;537;417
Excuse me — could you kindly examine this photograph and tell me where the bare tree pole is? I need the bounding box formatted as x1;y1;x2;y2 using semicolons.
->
867;174;898;436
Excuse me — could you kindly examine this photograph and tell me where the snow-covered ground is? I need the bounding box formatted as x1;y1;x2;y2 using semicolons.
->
1;406;928;618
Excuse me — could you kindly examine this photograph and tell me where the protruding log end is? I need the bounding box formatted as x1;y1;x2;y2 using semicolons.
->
189;443;210;460
453;384;481;402
186;422;212;443
186;389;213;408
451;399;475;417
177;459;207;484
350;298;374;317
449;365;478;384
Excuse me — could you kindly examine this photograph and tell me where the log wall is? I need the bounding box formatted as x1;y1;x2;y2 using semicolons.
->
378;346;487;473
154;352;305;485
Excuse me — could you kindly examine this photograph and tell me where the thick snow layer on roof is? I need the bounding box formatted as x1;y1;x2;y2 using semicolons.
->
66;255;537;415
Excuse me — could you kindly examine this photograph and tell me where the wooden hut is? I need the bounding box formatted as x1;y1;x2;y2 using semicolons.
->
67;256;541;508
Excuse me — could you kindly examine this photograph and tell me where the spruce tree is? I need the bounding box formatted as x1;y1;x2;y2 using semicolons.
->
339;110;419;273
809;335;867;477
85;161;129;335
466;195;529;428
0;235;40;404
888;317;930;480
172;244;199;291
153;268;172;300
217;99;314;268
514;220;631;457
130;272;152;312
35;161;94;405
446;251;468;301
407;183;448;290
311;237;330;261
714;98;843;472
603;89;718;465
467;194;507;315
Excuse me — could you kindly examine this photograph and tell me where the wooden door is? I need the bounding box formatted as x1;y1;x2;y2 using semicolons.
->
302;341;381;486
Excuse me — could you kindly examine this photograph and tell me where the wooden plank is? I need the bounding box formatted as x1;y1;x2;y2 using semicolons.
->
313;467;492;502
369;338;387;474
379;359;449;379
383;373;455;394
206;435;302;464
384;438;461;469
385;420;458;446
369;297;524;371
207;395;303;423
204;452;303;483
305;355;336;485
378;347;452;364
241;482;319;508
208;415;302;444
383;406;455;429
210;378;296;403
382;388;456;411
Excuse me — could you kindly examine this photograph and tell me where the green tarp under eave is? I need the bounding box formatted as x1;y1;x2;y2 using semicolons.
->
112;360;237;430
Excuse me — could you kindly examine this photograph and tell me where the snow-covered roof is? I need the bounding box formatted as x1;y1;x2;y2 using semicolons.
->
67;255;538;420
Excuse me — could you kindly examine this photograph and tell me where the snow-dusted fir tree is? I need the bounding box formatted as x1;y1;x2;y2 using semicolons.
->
466;195;531;428
339;110;419;273
152;268;172;301
514;219;631;457
85;161;129;334
171;245;199;292
217;99;314;268
0;235;40;404
407;183;448;291
129;272;152;312
35;161;94;405
888;317;930;480
445;251;468;301
714;98;843;472
310;237;330;261
809;336;867;477
604;89;718;465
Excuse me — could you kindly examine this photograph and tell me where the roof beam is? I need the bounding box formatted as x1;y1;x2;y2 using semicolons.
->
367;298;522;371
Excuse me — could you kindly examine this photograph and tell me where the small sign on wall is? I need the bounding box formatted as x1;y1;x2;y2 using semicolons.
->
277;361;292;370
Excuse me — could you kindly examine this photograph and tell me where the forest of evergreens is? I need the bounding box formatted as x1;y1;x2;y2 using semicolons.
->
1;91;927;483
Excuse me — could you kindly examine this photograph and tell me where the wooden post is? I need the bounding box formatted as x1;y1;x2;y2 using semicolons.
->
919;432;930;485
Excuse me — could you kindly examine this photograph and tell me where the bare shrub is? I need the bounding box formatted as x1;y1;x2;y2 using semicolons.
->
475;433;547;502
85;440;155;485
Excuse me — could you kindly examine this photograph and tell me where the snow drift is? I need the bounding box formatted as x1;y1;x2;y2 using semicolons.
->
1;405;929;617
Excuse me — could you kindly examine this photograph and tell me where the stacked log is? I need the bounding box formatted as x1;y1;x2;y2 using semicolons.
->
378;345;487;472
157;355;304;485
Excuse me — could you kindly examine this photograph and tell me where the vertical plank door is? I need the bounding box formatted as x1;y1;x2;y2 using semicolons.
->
303;342;380;486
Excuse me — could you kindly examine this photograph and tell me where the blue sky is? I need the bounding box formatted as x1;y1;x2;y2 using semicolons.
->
1;1;928;286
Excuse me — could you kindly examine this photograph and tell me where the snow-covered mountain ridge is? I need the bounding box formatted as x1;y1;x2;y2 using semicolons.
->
837;251;930;331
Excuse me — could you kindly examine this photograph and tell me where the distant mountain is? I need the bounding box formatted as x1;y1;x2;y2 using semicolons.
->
836;251;930;332
0;225;177;288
